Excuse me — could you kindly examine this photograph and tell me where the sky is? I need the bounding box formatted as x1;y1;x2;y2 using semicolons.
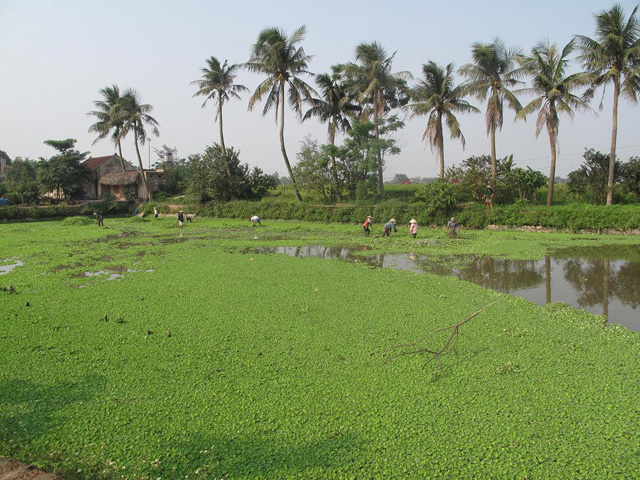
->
1;0;639;180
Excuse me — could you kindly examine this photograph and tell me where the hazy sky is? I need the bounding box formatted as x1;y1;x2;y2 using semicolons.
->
1;0;639;179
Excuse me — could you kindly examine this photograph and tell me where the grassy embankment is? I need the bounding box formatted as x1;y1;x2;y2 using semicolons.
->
1;217;639;479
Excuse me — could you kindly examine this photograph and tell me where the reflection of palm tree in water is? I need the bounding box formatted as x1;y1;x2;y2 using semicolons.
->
545;255;551;303
561;258;639;318
455;257;544;293
564;259;608;308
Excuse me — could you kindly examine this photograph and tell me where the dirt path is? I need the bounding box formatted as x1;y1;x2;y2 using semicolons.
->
0;457;61;480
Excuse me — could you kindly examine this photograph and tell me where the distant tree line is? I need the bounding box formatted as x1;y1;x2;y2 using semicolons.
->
2;3;639;208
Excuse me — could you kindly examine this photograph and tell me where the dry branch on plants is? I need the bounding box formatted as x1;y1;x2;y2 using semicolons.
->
383;300;501;372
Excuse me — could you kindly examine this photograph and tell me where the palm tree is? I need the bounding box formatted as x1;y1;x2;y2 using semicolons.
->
516;40;592;206
407;61;479;179
245;25;317;202
191;57;248;156
87;85;127;171
459;38;524;187
342;42;411;197
119;88;160;201
575;4;640;205
303;68;359;198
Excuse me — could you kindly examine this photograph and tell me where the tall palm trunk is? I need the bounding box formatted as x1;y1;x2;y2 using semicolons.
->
607;78;620;205
218;95;232;178
133;130;152;201
328;117;341;200
546;121;557;206
115;130;126;172
490;124;497;187
374;96;385;198
218;92;226;155
437;111;445;179
278;82;303;202
116;138;126;172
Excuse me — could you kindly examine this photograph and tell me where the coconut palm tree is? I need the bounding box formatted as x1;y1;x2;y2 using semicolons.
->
459;38;524;187
191;57;248;156
119;88;160;201
342;42;411;197
575;3;640;205
303;68;359;198
87;85;127;171
245;25;317;202
407;61;479;179
516;40;592;206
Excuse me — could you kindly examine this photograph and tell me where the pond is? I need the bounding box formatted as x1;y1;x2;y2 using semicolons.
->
247;245;640;332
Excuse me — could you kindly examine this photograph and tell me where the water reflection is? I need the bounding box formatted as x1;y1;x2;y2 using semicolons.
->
248;245;640;332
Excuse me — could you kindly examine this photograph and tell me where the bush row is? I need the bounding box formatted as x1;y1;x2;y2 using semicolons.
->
187;198;640;232
3;199;639;232
0;202;132;221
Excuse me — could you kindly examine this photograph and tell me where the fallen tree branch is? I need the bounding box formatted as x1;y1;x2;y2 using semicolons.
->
382;300;501;372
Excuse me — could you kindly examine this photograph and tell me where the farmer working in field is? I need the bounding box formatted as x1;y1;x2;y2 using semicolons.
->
251;215;262;227
382;218;397;237
363;215;373;236
93;212;103;226
447;217;458;238
409;219;418;238
177;210;184;229
483;184;495;211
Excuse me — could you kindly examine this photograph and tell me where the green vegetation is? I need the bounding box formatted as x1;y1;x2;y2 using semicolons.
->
1;218;639;479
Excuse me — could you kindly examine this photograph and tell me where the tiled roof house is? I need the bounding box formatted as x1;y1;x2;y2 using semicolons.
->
82;154;166;200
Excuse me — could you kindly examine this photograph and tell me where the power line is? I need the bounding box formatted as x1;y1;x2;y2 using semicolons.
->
515;144;640;164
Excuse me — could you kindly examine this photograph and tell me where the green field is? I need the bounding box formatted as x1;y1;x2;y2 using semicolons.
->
1;217;639;479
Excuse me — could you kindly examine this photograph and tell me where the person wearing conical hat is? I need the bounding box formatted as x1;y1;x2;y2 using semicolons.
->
383;218;397;237
177;210;184;229
363;215;373;236
447;216;458;238
409;218;418;238
482;184;495;211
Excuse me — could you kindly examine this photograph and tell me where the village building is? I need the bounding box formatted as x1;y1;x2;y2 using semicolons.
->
82;154;166;200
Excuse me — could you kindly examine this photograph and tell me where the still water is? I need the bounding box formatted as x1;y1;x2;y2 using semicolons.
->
249;245;640;332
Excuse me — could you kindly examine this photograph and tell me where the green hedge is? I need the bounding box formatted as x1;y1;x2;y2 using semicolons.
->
198;199;640;232
0;202;132;221
6;199;639;232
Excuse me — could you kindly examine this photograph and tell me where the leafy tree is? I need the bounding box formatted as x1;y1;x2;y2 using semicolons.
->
414;179;457;216
517;40;592;205
391;173;410;184
505;167;547;202
575;3;640;205
303;68;359;198
246;25;317;202
446;154;513;202
567;149;622;204
334;117;403;199
157;157;192;196
4;157;39;204
186;144;274;202
619;156;640;201
407;61;479;179
38;139;92;202
293;137;335;200
191;57;248;161
459;38;524;186
249;166;278;198
341;42;411;197
87;85;127;171
119;89;160;201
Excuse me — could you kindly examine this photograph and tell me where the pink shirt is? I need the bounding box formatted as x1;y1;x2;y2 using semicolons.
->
409;223;418;235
